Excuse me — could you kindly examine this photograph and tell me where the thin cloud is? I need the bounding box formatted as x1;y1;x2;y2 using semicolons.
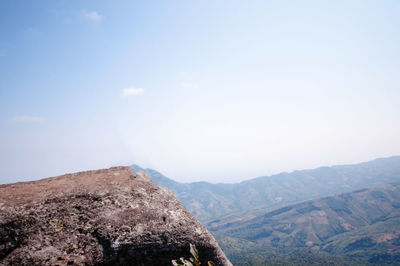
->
12;116;44;122
122;87;145;96
82;11;103;23
181;82;200;89
26;27;43;36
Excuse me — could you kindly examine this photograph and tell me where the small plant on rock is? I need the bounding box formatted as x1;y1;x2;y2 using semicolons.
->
172;244;215;266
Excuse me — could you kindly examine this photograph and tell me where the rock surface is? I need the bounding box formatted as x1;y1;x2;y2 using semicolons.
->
0;167;232;265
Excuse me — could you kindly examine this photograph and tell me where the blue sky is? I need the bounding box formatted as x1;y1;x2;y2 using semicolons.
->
1;0;400;184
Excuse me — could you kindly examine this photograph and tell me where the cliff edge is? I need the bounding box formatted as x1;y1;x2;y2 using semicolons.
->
0;167;232;265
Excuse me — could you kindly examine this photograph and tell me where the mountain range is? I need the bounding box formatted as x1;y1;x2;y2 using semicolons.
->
132;156;400;223
132;156;400;264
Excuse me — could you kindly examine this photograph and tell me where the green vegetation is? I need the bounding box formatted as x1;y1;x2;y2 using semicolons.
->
213;184;400;265
172;244;215;266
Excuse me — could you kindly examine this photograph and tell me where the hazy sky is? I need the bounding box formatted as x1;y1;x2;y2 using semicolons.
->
1;0;399;184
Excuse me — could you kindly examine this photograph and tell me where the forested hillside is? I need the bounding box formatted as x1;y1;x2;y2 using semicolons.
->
213;183;400;265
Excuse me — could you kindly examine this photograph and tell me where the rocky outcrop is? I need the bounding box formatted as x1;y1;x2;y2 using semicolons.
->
0;167;232;265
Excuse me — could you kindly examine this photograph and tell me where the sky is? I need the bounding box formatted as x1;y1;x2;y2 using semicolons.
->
0;0;400;184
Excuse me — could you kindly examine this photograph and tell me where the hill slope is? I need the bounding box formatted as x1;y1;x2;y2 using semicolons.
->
133;156;400;222
212;183;400;265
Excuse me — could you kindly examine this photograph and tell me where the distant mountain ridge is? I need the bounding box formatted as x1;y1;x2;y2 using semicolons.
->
132;156;400;223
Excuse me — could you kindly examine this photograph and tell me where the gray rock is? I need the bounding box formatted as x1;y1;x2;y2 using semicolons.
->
0;167;232;265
